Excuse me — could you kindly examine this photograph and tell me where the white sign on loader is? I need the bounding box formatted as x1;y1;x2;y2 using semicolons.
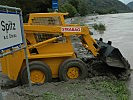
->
0;13;23;50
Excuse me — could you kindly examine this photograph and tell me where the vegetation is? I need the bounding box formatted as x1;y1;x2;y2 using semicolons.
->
93;23;106;31
96;81;129;100
60;0;132;17
43;92;64;100
0;0;52;22
59;3;77;17
42;79;129;100
77;0;89;16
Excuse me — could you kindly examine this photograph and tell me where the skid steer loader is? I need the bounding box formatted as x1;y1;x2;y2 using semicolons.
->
0;13;130;85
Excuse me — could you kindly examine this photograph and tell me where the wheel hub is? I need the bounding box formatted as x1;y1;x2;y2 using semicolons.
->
30;70;45;84
67;67;79;79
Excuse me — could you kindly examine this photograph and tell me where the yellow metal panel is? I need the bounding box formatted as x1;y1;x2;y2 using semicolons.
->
36;37;74;55
24;25;62;33
28;13;68;25
0;57;8;74
0;50;24;80
29;52;74;59
65;24;79;26
26;33;37;45
29;13;68;18
24;25;89;36
28;37;57;49
83;34;99;56
42;57;74;78
8;50;24;80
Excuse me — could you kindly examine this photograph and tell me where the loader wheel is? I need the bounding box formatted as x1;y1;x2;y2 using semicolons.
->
21;61;52;85
59;58;88;81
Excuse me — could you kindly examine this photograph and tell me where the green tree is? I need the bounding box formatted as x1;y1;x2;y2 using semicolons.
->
0;0;52;22
60;3;77;17
68;0;80;11
78;0;89;16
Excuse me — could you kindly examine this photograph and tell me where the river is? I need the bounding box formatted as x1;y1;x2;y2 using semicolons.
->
85;13;133;69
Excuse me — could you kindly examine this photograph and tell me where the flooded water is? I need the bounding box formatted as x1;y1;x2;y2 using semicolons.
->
86;13;133;69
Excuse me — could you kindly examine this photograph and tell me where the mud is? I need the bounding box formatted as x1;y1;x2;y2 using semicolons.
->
1;76;129;100
128;71;133;100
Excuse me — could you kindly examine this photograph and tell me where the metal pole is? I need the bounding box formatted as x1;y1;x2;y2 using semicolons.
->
0;94;3;100
0;46;26;58
20;11;32;92
0;88;3;100
0;5;21;11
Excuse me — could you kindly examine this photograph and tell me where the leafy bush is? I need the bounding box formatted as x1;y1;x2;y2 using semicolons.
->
60;3;77;17
78;0;89;16
93;23;106;31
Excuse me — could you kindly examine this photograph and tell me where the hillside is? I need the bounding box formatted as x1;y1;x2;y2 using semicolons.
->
61;0;132;16
88;0;132;13
0;0;132;20
127;1;133;10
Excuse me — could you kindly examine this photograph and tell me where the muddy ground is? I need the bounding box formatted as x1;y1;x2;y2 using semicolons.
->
0;73;132;100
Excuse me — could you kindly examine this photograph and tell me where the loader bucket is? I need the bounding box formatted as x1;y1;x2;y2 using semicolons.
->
96;39;130;69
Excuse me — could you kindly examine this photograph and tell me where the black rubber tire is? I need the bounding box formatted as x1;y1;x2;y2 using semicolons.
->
59;58;88;81
21;61;52;85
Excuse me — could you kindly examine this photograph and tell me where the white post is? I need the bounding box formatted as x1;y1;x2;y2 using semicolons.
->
20;11;32;92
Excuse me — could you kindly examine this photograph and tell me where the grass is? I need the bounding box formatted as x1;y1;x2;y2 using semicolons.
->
42;79;129;100
43;92;64;100
93;80;129;100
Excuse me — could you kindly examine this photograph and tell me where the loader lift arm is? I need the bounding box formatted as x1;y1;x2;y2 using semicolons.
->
24;25;99;57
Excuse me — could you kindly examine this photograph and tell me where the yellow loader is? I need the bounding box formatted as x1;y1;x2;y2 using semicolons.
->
0;13;130;85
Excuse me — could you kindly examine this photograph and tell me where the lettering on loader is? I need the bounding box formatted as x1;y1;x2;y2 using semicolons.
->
62;27;81;32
